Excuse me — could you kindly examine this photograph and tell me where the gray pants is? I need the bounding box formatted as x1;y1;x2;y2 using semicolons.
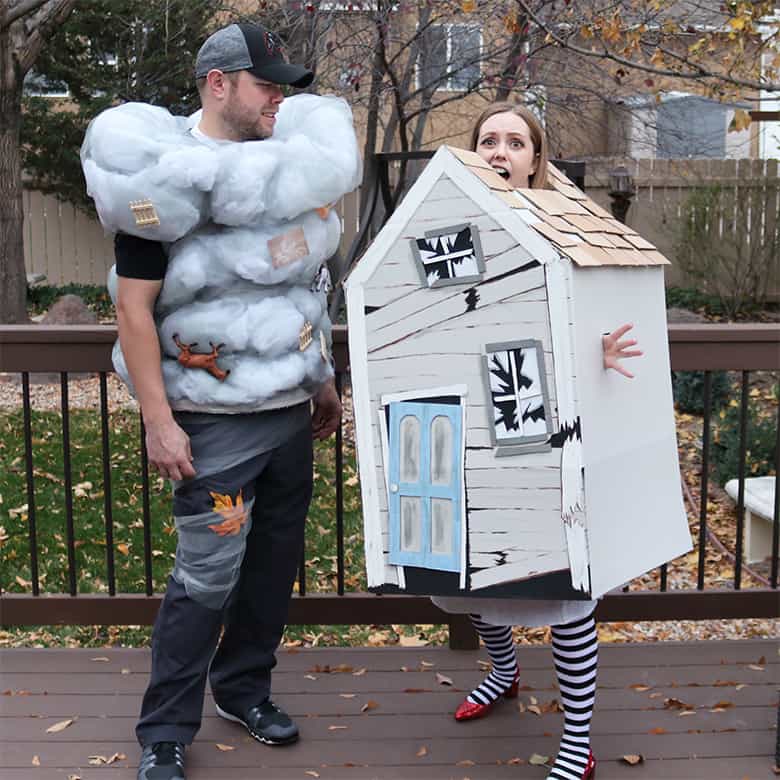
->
136;418;313;746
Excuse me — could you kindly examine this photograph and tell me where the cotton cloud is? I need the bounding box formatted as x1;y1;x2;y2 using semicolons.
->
90;93;359;413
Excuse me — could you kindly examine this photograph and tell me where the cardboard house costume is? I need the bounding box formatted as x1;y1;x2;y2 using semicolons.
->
345;146;691;600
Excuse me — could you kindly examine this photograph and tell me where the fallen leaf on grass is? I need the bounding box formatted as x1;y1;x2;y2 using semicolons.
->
398;634;428;647
328;725;348;731
621;754;644;765
117;543;130;556
31;756;41;766
436;672;453;686
215;744;235;751
416;745;428;757
46;718;74;733
361;700;379;712
529;753;549;766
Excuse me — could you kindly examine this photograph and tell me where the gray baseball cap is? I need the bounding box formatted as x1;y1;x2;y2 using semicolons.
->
195;23;314;88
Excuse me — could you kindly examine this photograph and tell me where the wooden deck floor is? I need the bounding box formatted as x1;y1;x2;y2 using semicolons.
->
1;639;777;779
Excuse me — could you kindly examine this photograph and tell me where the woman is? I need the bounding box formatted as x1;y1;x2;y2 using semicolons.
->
433;103;641;780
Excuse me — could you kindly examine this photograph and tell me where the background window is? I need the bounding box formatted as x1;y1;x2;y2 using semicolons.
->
419;24;481;91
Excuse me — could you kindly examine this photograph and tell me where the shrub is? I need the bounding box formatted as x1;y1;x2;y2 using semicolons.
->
711;397;778;486
671;370;730;414
27;284;114;320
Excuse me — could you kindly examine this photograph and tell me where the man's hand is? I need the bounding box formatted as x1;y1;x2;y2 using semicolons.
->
312;379;342;440
602;323;643;379
144;417;196;480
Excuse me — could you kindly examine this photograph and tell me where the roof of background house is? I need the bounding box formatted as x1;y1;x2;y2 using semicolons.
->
447;146;670;267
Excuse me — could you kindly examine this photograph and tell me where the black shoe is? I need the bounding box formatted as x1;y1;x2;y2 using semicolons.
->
137;741;185;780
216;699;299;745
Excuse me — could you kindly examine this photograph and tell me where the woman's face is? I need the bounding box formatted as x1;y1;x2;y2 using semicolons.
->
475;111;537;188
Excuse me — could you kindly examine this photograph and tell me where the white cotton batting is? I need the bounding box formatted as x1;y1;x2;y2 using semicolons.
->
86;92;357;413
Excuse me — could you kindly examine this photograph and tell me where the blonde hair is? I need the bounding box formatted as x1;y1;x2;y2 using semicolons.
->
470;102;549;189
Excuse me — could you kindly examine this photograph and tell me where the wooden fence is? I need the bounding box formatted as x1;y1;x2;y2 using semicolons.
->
22;189;363;287
23;158;779;299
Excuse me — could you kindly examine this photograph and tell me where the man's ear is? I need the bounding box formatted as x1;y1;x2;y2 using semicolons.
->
205;69;228;99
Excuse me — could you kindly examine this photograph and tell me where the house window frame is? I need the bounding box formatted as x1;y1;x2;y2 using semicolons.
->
482;338;553;454
417;22;483;93
410;222;486;288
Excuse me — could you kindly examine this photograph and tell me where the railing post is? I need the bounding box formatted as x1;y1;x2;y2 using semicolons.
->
448;614;479;650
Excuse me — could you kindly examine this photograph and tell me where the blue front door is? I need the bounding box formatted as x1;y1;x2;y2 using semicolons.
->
388;401;462;572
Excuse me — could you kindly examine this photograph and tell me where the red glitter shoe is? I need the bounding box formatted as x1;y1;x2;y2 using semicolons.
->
582;750;596;779
453;668;521;721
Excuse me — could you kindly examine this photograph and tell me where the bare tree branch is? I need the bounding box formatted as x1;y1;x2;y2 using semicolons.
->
516;0;780;93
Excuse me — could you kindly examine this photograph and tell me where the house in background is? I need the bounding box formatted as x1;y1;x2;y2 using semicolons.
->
345;146;692;600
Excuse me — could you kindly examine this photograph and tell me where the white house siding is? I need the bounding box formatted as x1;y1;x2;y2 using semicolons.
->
363;219;567;587
568;266;690;597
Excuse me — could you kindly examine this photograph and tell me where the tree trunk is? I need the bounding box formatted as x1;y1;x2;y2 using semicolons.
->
0;27;27;323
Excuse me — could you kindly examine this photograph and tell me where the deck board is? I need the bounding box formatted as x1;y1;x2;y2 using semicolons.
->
1;640;777;779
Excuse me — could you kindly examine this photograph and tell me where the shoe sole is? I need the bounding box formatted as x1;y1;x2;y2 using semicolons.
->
215;704;299;746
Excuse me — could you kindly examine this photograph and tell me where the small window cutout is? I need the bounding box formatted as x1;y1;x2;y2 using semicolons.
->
410;223;486;288
483;339;553;451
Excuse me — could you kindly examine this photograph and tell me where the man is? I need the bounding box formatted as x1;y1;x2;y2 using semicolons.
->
82;21;360;780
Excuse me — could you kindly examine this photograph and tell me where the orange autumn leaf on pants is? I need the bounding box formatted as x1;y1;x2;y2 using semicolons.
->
208;490;249;536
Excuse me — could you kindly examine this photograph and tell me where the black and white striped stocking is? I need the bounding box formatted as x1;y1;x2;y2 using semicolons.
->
466;615;519;705
547;611;598;780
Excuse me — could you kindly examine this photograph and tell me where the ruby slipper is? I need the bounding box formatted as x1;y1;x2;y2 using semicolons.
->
453;669;521;721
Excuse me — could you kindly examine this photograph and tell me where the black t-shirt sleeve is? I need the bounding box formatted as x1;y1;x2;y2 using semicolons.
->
114;233;168;280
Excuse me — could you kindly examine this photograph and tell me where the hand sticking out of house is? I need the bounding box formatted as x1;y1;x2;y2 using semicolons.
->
602;323;643;378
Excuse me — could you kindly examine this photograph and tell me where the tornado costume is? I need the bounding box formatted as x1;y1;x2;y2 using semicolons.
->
82;93;361;746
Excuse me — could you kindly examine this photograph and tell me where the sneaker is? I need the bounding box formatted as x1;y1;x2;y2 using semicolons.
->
216;699;299;745
137;741;185;780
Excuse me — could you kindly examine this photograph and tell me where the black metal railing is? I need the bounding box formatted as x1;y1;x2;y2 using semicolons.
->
0;324;778;644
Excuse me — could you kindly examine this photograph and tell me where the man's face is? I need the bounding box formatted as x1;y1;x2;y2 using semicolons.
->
222;70;284;140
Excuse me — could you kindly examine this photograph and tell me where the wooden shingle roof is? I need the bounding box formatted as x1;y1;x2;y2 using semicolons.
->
447;146;669;267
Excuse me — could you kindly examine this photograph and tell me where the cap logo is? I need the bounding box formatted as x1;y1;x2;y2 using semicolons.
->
264;31;282;57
